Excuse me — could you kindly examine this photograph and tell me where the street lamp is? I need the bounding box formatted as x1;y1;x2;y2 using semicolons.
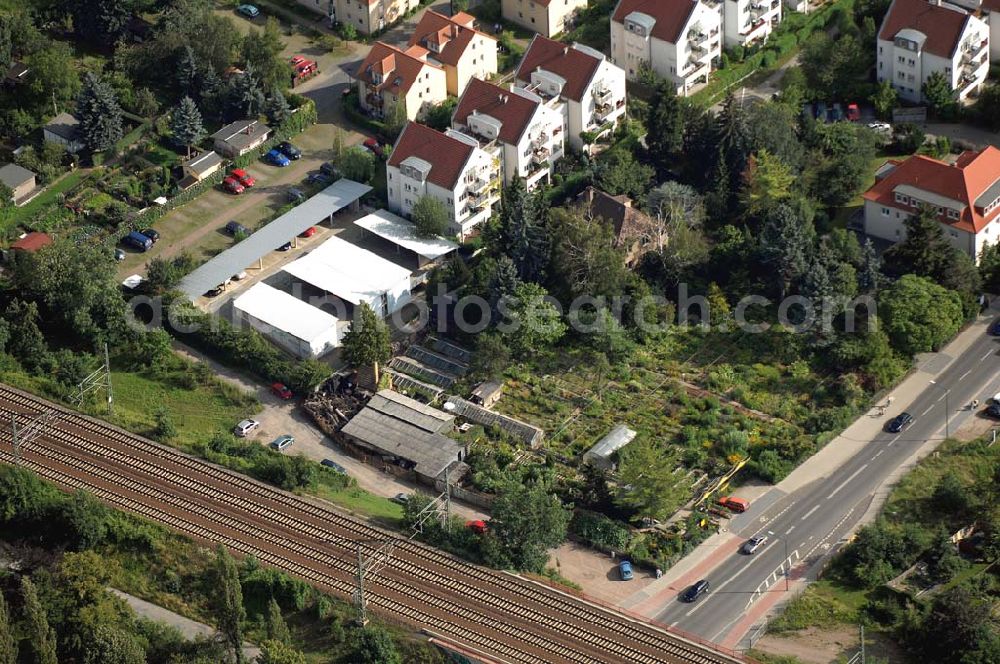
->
768;530;789;591
929;380;950;439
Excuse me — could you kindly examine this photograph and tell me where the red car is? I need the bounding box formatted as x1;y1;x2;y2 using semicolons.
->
299;226;317;238
230;168;255;188
270;382;293;400
223;176;245;194
846;103;861;122
465;519;488;534
363;137;383;157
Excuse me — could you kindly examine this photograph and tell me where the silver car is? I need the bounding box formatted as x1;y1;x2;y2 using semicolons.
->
741;535;768;555
270;434;294;451
233;419;260;437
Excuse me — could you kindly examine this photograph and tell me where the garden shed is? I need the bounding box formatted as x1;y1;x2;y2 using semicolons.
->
340;389;467;484
233;282;342;359
181;150;223;184
212;119;271;158
0;163;36;205
282;236;413;318
42;112;83;153
583;424;637;471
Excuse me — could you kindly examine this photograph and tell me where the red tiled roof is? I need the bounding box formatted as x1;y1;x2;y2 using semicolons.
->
453;78;539;145
11;232;52;252
612;0;698;44
357;42;441;97
387;122;475;190
408;10;493;67
514;35;602;102
862;146;1000;233
984;0;1000;12
582;187;653;244
877;0;971;58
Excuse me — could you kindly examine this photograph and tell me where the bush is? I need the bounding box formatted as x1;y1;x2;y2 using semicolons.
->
570;510;632;551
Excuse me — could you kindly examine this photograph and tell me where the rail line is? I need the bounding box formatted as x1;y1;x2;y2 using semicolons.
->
0;384;748;664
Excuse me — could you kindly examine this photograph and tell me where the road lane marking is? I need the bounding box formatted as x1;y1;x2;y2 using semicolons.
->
826;464;869;500
870;450;884;461
959;369;971;381
922;404;934;416
983;350;994;361
680;541;779;618
784;525;795;535
937;393;946;402
800;505;821;521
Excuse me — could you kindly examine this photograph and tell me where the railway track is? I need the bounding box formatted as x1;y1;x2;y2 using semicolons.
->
0;384;748;664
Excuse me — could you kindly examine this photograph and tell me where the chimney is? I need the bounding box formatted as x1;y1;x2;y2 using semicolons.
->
563;46;569;55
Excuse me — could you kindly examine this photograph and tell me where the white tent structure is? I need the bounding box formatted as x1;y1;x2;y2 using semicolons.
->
282;236;412;318
232;283;342;359
354;210;458;267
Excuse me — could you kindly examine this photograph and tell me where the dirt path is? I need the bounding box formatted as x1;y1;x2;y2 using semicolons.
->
754;626;907;663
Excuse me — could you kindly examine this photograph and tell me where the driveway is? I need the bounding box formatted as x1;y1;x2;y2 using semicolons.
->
171;341;488;521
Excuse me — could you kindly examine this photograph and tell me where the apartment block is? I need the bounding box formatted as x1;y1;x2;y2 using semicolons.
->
408;11;498;96
876;0;989;103
386;122;502;240
514;36;627;150
293;0;419;35
356;42;448;121
501;0;589;37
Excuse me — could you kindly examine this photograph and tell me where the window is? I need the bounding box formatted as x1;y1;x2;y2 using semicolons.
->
882;207;890;216
897;55;905;64
948;209;959;219
894;192;908;204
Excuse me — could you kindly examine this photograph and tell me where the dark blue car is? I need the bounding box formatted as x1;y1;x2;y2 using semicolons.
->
990;318;1000;335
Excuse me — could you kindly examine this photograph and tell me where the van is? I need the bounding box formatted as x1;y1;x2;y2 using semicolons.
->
718;496;750;513
123;231;152;252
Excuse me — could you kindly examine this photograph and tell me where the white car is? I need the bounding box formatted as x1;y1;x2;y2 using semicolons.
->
233;419;260;437
867;121;892;134
741;535;768;554
232;271;248;281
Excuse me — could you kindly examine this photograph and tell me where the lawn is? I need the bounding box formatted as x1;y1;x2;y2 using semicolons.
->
312;480;405;525
767;579;866;633
8;169;87;229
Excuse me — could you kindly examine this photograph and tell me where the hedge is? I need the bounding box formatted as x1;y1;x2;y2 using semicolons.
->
570;509;632;551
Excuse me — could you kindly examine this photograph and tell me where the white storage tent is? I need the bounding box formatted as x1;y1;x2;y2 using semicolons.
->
282;236;412;318
354;210;458;266
232;282;342;359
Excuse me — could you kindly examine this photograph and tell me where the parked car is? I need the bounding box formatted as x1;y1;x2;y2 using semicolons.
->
230;168;255;188
140;228;160;243
232;271;249;281
681;580;710;602
264;149;291;167
299;226;317;238
287;187;306;203
618;560;634;581
987;404;1000;419
846;103;861;121
122;230;153;252
741;535;768;555
114;248;126;261
277;241;293;251
466;519;488;534
236;4;259;17
321;459;348;474
270;434;294;451
390;493;410;505
320;162;338;177
233;419;260;437
223;176;245;194
867;121;892;135
885;412;914;433
306;172;334;186
989;317;1000;335
271;382;293;399
277;141;301;160
718;496;750;513
362;137;383;157
225;221;250;236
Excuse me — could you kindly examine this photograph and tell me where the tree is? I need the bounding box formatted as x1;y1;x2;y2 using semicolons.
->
644;79;684;174
341;302;391;382
3;299;48;371
264;599;290;644
645;181;709;284
759;204;811;299
0;15;11;76
338;146;376;183
67;0;134;42
240;17;290;90
596;147;655;202
487;256;522;316
498;282;566;356
547;206;629;302
973;83;1000;131
917;585;998;663
831;329;906;389
256;640;306;664
228;65;265;119
424;97;458;131
177;45;199;96
411;195;449;237
614;439;689;521
870;80;898;120
82;626;145;664
484;480;571;572
470;332;510;380
21;576;58;664
881;274;964;356
0;590;16;664
211;546;247;664
804;122;877;207
892;122;925;153
352;627;401;664
77;72;124;153
27;42;82;111
60;491;109;551
923;71;957;119
979;242;1000;293
499;177;548;282
131;87;160;118
154;406;177;441
742;149;795;217
264;88;291;126
169;96;206;157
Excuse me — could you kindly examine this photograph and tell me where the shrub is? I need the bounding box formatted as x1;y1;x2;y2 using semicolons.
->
570;510;632;551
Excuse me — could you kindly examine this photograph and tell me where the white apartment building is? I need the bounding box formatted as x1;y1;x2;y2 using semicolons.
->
723;0;782;48
356;42;448;121
501;0;589;37
453;77;566;190
514;36;627;151
610;0;722;95
984;0;1000;60
876;0;989;104
294;0;418;35
386;122;502;240
862;146;1000;261
408;11;498;97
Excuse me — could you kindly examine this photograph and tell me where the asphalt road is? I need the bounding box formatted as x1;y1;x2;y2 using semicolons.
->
654;315;1000;646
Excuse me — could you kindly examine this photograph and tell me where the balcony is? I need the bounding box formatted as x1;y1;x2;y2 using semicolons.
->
594;103;616;121
531;132;549;150
531;147;550;166
593;86;613;105
468;177;491;194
